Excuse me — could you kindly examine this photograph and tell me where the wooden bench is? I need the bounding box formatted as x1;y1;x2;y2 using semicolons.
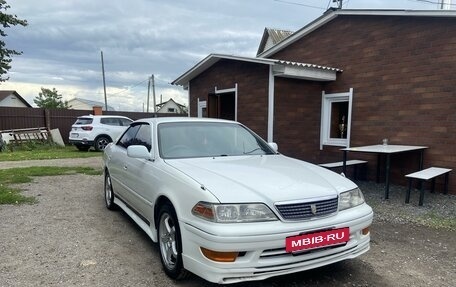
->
1;127;51;146
319;160;368;179
405;167;452;206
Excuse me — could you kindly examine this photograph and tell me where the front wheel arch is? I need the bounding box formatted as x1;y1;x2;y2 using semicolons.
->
154;196;173;229
157;202;189;280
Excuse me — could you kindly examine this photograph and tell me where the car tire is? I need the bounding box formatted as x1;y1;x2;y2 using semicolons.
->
104;171;117;210
158;204;189;280
95;136;111;151
76;145;90;152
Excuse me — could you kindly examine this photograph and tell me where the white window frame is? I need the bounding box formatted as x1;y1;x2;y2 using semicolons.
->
320;88;353;150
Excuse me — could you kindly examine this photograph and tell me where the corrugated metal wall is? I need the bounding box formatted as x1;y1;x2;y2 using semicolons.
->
0;107;185;143
0;107;46;130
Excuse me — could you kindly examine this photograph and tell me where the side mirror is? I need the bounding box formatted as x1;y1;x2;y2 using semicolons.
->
268;142;278;152
127;145;151;160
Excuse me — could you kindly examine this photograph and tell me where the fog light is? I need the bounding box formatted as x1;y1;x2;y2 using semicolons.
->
362;226;370;235
200;247;238;262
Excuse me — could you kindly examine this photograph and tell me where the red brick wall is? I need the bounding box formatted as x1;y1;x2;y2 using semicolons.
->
190;59;270;139
273;77;324;162
271;15;456;192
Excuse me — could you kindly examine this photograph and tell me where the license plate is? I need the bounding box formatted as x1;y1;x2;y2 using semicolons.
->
71;133;79;138
285;227;349;253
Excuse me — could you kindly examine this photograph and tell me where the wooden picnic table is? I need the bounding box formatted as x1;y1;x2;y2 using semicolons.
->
341;144;428;199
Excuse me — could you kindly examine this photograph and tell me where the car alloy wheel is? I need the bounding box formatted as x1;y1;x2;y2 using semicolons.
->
95;136;110;151
104;172;116;210
159;212;178;269
158;204;188;280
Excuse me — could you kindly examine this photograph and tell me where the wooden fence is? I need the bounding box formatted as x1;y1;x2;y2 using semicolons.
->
0;107;186;144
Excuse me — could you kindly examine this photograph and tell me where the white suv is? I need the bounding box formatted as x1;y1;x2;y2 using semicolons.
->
69;115;133;151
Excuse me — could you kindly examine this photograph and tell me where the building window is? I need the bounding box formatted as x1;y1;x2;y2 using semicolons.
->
168;108;175;113
320;88;353;149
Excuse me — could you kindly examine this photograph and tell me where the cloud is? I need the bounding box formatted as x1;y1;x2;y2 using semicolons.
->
3;0;436;112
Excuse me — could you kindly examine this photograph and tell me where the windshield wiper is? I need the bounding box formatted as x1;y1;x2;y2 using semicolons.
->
243;147;262;155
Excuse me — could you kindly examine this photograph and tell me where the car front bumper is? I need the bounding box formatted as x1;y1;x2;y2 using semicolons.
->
180;204;373;284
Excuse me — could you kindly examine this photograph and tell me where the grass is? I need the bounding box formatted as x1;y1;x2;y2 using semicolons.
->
417;212;456;231
0;166;102;205
0;145;101;162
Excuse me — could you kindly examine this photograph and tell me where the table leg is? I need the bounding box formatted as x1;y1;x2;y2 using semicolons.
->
419;180;425;206
418;150;424;190
342;150;347;175
376;154;381;183
444;173;449;194
419;150;424;169
385;154;391;199
405;178;412;203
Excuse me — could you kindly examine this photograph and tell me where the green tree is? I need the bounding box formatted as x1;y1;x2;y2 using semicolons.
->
0;0;28;82
34;87;70;109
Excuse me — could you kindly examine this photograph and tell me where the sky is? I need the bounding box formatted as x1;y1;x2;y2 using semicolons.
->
1;0;447;112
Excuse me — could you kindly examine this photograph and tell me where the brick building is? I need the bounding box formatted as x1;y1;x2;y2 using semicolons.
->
172;9;456;194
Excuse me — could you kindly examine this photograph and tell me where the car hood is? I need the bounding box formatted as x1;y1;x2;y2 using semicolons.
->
165;155;357;204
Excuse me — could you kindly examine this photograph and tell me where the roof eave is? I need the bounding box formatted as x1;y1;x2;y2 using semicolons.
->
172;54;276;87
259;9;456;58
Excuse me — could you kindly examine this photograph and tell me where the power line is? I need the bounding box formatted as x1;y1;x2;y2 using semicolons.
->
109;78;149;96
409;0;456;6
274;0;326;10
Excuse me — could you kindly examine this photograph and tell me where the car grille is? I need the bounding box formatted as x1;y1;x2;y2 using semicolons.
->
275;197;338;220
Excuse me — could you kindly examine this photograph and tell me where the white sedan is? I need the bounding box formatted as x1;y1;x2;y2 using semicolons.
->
103;117;373;284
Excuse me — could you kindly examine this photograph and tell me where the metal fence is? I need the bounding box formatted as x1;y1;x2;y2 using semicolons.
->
0;107;186;144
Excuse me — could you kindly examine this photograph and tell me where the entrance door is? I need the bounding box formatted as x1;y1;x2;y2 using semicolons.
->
207;92;235;120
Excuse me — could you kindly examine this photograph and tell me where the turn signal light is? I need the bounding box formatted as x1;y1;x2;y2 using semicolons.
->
192;202;215;221
362;226;370;235
200;247;238;262
81;126;93;131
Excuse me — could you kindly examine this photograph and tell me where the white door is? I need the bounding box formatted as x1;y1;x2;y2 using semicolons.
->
197;100;207;118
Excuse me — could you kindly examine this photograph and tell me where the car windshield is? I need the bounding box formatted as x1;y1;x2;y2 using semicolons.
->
158;122;275;159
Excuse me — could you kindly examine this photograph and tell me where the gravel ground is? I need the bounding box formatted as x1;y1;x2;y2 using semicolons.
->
0;158;455;286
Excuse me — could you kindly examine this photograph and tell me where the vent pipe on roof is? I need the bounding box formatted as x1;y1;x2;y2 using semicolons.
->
332;0;342;9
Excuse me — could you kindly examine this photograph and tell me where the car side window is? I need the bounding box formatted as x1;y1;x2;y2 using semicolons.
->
117;125;140;149
134;124;152;151
120;118;133;126
101;117;121;126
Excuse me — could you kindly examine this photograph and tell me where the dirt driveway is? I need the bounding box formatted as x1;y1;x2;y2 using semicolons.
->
0;159;455;286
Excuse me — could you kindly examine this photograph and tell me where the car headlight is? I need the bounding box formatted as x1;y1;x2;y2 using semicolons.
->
339;188;365;211
192;202;278;223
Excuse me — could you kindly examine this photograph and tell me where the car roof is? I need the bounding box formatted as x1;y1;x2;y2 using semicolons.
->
77;115;132;119
133;117;238;125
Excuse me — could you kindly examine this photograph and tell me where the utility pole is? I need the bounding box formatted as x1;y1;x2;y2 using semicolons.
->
101;50;108;111
152;74;157;114
441;0;452;9
147;75;151;113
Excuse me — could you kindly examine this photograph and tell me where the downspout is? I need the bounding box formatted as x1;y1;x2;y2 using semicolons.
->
187;82;191;117
267;65;275;142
